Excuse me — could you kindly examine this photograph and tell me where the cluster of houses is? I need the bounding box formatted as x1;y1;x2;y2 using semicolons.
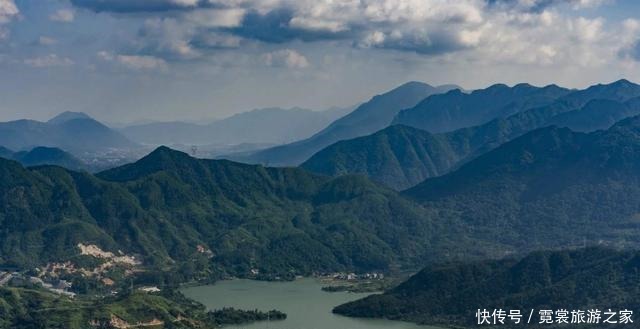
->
0;270;76;297
324;272;385;281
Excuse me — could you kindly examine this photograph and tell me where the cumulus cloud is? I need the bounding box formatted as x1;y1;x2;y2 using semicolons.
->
98;51;168;70
0;0;18;24
50;9;75;22
67;0;630;69
24;54;74;67
0;0;18;39
263;49;309;69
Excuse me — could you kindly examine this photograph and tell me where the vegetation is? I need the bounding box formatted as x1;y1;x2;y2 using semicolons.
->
5;146;87;171
0;287;286;329
206;308;286;326
8;111;640;282
321;279;396;293
302;79;640;190
302;124;467;190
0;146;487;281
7;81;640;328
334;247;640;327
392;82;571;133
405;115;640;253
230;82;457;166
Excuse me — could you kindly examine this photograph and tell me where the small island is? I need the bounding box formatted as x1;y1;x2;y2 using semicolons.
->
208;308;287;326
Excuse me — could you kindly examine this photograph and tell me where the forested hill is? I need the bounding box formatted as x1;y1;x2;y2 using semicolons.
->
405;115;640;253
302;80;640;190
334;247;640;327
8;114;640;283
301;125;464;190
0;146;484;279
392;82;571;133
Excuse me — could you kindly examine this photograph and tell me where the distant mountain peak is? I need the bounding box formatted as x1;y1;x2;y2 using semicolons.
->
482;83;510;91
97;146;196;181
609;78;636;87
139;146;194;165
398;81;432;88
48;111;93;125
225;81;458;166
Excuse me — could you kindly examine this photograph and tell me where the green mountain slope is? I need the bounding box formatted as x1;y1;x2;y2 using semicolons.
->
301;125;466;190
227;82;457;166
302;80;640;190
334;247;640;327
548;98;640;132
393;83;571;133
0;287;244;329
405;115;640;252
0;146;485;278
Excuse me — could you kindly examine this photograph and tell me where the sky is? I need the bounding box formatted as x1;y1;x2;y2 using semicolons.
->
2;0;640;123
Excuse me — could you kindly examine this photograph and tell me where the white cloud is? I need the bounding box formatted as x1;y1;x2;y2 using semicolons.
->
24;54;74;67
117;54;168;70
0;0;18;24
70;0;636;70
38;36;57;46
171;0;199;6
49;9;75;23
0;0;17;41
98;51;168;71
263;49;309;69
571;0;611;9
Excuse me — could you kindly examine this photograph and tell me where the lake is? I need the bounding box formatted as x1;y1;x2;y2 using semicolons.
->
182;278;438;329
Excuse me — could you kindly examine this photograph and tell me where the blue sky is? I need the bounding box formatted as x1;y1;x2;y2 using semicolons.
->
1;0;640;123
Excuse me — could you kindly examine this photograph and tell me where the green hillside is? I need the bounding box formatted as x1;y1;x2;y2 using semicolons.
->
302;80;640;190
0;146;484;280
0;286;277;329
405;115;640;252
301;125;466;190
334;247;640;327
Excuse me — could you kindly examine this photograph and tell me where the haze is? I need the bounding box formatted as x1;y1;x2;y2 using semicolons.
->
2;0;640;123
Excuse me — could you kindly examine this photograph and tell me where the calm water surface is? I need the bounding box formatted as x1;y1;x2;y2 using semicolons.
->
182;278;439;329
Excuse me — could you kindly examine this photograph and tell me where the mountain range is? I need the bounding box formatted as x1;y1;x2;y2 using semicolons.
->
120;106;352;146
405;114;640;252
0;111;137;154
5;80;640;325
0;146;492;279
302;79;640;189
5;113;640;280
226;82;459;166
392;82;571;133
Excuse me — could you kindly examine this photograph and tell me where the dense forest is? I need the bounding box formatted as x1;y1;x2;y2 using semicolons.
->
334;247;640;327
303;80;640;190
0;146;489;281
0;287;284;329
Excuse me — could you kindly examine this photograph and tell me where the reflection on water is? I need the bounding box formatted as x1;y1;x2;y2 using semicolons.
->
182;278;440;329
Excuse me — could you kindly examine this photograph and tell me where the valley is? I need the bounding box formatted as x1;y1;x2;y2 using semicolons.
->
4;80;640;328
